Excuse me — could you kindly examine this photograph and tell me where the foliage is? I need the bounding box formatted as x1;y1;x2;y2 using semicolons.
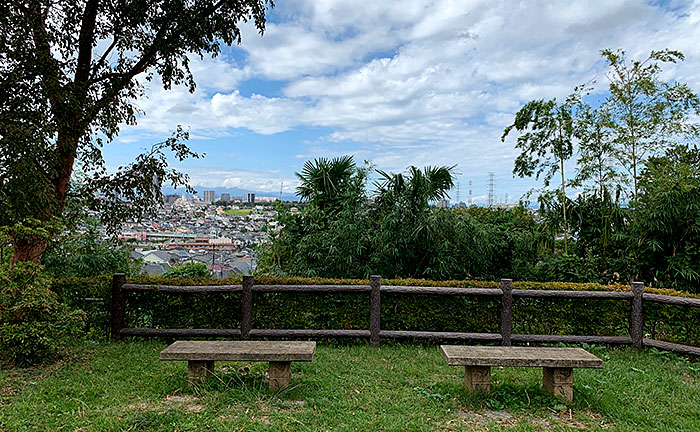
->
633;145;700;290
0;263;84;367
600;49;700;197
160;262;210;278
41;221;139;278
296;155;361;213
0;0;272;262
571;103;620;199
491;48;700;289
372;165;456;278
503;98;575;254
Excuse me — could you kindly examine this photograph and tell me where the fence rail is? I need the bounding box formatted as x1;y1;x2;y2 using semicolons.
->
110;274;700;356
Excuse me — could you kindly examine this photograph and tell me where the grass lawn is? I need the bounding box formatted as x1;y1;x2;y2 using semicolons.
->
1;342;700;431
224;209;254;216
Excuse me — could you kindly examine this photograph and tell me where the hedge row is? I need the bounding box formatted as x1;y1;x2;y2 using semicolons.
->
50;275;700;346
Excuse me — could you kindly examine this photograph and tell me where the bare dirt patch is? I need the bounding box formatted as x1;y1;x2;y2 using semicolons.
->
449;410;517;428
126;393;205;414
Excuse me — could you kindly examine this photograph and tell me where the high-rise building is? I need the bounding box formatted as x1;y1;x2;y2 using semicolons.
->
163;194;179;204
203;190;216;203
220;193;231;202
245;193;256;203
436;199;450;208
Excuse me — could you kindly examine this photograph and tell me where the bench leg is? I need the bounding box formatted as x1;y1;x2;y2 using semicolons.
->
543;367;573;402
187;360;214;386
268;361;291;390
465;366;491;393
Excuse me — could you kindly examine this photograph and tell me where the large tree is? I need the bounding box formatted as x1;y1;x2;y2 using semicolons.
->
503;98;574;254
572;103;618;201
0;0;272;264
600;49;700;198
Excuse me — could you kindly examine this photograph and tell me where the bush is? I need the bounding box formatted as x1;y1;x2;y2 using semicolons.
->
42;225;140;278
161;262;210;278
0;263;85;367
50;274;700;347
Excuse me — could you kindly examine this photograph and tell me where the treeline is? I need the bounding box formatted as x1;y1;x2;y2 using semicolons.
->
259;49;700;292
256;150;700;292
258;159;542;281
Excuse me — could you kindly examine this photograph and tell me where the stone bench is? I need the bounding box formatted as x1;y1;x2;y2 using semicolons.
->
160;341;316;390
440;346;603;402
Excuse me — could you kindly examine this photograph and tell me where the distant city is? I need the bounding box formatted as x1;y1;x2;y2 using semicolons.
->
119;185;521;279
120;191;300;278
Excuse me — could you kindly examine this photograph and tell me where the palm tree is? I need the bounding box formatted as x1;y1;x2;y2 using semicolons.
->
373;165;456;278
374;165;455;211
296;155;356;211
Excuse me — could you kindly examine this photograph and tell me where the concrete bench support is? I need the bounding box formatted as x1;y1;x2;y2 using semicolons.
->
465;366;491;393
543;367;574;402
269;361;292;390
187;360;214;385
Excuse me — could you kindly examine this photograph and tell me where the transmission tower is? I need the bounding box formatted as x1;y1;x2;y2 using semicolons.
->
468;180;472;205
487;172;496;207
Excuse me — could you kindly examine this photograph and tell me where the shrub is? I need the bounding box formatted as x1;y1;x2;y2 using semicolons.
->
160;262;210;278
51;274;700;346
42;225;140;278
0;263;85;367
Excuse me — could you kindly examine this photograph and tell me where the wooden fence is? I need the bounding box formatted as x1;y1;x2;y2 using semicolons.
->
110;274;700;356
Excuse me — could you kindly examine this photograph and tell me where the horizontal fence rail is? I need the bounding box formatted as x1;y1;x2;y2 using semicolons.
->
110;274;700;356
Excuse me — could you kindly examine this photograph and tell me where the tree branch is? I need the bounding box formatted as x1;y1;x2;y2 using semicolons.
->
85;0;229;126
26;0;62;110
74;0;100;87
92;36;119;75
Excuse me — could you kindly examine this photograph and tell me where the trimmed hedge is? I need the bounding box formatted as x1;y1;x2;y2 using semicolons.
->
50;275;700;346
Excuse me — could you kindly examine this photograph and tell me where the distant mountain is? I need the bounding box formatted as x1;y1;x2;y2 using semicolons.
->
161;185;299;202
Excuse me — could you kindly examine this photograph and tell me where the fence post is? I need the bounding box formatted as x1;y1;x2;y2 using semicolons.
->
500;279;513;346
241;275;254;340
370;275;382;347
630;281;644;350
110;273;126;341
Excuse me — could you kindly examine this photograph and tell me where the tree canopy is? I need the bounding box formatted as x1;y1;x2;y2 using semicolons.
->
0;0;273;263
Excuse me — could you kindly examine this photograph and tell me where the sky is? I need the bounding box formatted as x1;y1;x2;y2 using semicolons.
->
105;0;700;204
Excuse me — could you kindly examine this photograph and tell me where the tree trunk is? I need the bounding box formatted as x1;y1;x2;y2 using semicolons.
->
9;132;78;265
632;143;638;199
560;157;569;255
10;235;49;265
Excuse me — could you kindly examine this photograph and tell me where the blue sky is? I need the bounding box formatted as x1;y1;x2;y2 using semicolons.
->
105;0;700;204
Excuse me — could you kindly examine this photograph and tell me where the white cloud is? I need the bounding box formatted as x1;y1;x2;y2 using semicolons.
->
120;0;700;197
180;166;299;193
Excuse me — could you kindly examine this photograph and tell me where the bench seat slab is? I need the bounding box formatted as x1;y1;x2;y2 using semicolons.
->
440;346;603;368
160;341;316;362
162;341;316;389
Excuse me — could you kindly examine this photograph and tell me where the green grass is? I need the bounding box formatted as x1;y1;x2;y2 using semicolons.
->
224;209;253;216
1;342;700;431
